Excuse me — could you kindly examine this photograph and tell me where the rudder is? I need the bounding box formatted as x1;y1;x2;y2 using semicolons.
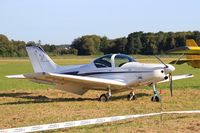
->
26;45;58;73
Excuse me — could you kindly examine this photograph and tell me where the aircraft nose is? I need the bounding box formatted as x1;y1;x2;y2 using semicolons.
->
166;64;175;73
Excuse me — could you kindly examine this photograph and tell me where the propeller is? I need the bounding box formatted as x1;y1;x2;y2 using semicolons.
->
174;54;184;65
154;55;173;96
154;55;168;68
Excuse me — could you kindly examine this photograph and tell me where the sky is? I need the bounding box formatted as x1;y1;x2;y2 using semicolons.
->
1;0;200;44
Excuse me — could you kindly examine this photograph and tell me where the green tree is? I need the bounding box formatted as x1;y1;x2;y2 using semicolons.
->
71;35;101;55
126;32;143;54
100;36;111;54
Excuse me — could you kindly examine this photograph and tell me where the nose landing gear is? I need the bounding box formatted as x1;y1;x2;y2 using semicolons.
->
151;84;160;102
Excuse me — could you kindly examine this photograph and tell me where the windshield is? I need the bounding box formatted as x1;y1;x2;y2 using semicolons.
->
114;54;135;67
94;54;135;68
94;54;112;68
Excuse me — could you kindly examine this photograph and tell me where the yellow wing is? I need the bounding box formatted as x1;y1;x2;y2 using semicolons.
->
167;39;200;55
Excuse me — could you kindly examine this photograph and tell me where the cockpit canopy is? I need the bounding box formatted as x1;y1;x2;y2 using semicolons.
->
93;54;136;68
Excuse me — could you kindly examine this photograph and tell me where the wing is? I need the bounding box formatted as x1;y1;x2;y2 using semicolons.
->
167;46;190;54
6;72;126;95
157;74;193;84
170;60;190;64
167;46;200;55
6;73;193;95
167;40;200;55
6;75;26;78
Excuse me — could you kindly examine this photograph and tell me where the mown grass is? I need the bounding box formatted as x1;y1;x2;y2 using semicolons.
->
0;56;199;90
0;56;200;133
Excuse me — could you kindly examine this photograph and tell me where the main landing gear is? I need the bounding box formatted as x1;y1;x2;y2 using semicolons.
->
99;85;160;102
151;84;160;102
99;87;112;102
127;90;136;101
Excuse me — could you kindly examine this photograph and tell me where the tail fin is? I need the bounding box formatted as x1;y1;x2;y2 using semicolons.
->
186;39;198;47
185;39;199;59
26;45;58;73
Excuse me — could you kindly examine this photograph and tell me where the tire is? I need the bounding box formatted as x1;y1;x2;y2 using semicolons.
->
127;94;136;101
151;95;160;102
99;94;109;102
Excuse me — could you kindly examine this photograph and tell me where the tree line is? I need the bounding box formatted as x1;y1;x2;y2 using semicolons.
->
0;31;200;57
0;35;76;57
71;31;200;55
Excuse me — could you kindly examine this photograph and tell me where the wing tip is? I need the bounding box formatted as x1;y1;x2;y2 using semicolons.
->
6;75;26;79
186;74;194;77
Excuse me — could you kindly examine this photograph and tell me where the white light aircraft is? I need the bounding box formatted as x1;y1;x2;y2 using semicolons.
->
6;45;193;102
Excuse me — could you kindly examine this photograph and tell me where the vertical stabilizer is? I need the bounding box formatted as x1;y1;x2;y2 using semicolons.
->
186;39;198;47
26;45;58;73
186;39;199;60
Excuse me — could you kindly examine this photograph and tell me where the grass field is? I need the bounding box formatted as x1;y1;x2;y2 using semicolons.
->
0;56;200;132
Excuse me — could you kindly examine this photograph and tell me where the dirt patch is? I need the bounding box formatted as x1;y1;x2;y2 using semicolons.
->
0;89;200;132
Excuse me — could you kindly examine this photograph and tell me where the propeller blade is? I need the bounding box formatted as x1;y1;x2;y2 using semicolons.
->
169;73;173;96
154;56;173;96
154;55;168;68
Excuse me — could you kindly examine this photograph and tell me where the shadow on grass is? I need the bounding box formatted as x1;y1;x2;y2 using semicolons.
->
112;93;150;101
0;92;31;97
0;92;150;105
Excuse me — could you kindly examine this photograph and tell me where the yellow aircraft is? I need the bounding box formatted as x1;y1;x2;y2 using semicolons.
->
168;39;200;68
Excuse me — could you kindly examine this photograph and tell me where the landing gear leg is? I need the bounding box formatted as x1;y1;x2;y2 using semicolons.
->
151;84;160;102
99;86;112;102
127;89;136;101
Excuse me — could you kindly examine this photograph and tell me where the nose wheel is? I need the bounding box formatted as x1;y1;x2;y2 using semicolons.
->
151;84;160;102
151;95;160;102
